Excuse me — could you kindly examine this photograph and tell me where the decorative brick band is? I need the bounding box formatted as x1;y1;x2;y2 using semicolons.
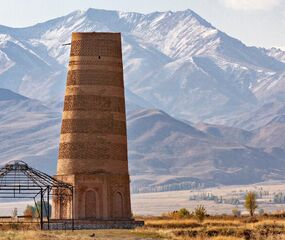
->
62;111;126;121
67;70;123;87
71;39;122;58
56;159;129;175
72;32;121;42
68;64;123;72
59;142;109;160
59;133;127;144
61;119;127;136
70;56;122;62
65;85;125;98
69;60;123;68
110;143;128;160
63;95;126;113
58;142;128;161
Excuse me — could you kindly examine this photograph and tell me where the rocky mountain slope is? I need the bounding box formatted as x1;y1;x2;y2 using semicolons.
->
1;89;285;191
128;109;285;191
0;89;61;173
0;9;284;122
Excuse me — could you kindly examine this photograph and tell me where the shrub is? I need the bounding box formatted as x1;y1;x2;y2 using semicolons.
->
232;208;241;217
165;208;191;219
24;205;35;218
258;209;265;216
194;205;207;223
178;208;191;218
165;210;179;219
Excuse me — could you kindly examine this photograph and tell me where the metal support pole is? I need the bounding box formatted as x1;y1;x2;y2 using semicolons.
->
47;186;50;230
40;188;43;230
34;197;40;221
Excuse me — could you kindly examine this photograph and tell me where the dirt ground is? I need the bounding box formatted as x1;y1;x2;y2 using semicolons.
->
0;229;163;240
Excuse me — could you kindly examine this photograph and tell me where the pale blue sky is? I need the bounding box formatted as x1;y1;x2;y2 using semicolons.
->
0;0;284;49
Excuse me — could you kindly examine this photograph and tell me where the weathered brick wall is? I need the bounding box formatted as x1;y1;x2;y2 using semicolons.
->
54;32;132;221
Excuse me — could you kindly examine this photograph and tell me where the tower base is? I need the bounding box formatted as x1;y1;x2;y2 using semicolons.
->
44;219;144;230
52;173;132;220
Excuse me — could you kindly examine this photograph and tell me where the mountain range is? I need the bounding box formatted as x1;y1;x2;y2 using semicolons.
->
0;8;285;191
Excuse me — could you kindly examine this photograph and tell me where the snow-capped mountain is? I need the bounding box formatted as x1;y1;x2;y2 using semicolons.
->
0;9;285;189
0;8;284;122
264;47;285;64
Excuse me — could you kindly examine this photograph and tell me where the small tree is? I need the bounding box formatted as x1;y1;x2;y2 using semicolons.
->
11;208;18;219
24;205;35;218
232;208;241;217
245;192;258;217
194;205;207;223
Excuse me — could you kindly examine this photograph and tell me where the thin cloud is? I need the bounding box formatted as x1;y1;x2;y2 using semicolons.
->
220;0;281;11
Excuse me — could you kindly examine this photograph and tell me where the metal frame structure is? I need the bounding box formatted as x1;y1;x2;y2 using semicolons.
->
0;160;74;230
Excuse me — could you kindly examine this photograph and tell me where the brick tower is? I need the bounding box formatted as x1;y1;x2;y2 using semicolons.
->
53;32;132;221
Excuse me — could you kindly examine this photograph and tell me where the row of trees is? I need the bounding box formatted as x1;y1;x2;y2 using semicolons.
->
273;192;285;203
189;193;240;205
132;181;206;193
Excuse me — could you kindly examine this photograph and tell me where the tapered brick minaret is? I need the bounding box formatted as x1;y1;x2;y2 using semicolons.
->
53;32;132;221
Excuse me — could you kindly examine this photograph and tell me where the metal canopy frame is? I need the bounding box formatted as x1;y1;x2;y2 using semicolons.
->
0;160;74;230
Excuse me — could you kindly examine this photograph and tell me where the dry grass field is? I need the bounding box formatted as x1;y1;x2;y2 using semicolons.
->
143;216;285;239
2;216;285;239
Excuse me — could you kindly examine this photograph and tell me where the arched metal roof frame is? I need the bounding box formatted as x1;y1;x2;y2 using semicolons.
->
0;160;74;230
